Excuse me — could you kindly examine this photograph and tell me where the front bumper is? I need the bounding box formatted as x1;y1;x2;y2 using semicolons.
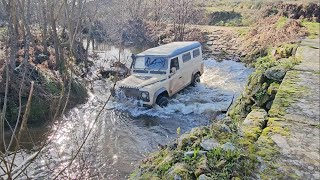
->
119;87;151;103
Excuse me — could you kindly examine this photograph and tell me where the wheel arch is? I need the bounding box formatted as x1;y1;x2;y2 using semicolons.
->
191;70;201;81
154;87;169;104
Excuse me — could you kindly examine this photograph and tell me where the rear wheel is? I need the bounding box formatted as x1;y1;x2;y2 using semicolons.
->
191;73;201;87
156;95;169;107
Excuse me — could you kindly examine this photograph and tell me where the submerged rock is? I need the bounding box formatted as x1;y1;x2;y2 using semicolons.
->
200;138;220;151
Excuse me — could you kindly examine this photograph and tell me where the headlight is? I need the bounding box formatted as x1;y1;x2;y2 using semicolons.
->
140;91;150;101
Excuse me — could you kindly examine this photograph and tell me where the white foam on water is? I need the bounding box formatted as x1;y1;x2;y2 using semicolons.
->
110;59;253;117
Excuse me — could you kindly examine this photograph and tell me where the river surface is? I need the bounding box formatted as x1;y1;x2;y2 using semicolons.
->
2;44;253;179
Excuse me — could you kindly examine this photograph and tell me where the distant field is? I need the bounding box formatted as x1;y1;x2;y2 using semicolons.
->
203;0;319;13
201;0;319;26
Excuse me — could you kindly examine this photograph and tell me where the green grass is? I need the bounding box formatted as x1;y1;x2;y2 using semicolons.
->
301;21;320;39
276;16;288;29
237;27;250;37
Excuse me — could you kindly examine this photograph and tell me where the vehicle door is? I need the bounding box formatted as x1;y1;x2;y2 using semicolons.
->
181;51;193;85
169;57;184;95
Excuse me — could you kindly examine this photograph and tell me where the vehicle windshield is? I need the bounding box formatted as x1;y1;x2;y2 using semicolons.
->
133;56;168;74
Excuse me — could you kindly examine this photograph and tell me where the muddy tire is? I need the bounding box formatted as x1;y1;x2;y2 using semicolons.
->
191;73;201;87
156;96;169;107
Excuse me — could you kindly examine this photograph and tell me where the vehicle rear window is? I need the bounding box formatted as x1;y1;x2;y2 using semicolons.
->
182;52;191;62
193;49;200;58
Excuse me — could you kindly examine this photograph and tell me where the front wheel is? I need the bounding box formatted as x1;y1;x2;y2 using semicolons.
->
191;73;201;87
156;96;169;108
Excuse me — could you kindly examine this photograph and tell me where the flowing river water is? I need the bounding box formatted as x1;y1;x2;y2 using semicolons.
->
2;44;253;179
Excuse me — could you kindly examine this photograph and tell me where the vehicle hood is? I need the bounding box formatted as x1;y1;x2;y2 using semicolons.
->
118;75;166;89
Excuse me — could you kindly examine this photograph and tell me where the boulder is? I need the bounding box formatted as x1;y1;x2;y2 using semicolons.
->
219;124;231;133
242;108;267;126
255;92;270;107
264;67;287;82
266;100;273;110
199;174;211;180
239;108;267;143
200;138;220;151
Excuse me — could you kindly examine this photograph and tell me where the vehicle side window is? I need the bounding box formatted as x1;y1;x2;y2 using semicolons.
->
193;49;200;58
170;57;179;71
182;52;191;62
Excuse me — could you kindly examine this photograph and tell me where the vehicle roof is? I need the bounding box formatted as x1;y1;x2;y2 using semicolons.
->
136;41;201;58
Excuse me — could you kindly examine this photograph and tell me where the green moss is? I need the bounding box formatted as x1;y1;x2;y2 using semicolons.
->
269;71;306;117
29;96;51;125
210;124;233;144
275;43;299;59
275;16;288;29
278;57;301;70
46;81;61;95
236;27;250;37
254;56;277;70
6;101;19;125
267;82;280;95
301;21;320;39
139;173;160;180
228;70;267;122
254;116;290;178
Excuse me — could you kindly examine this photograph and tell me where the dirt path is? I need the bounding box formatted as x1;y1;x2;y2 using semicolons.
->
191;25;249;61
256;38;320;179
190;25;249;33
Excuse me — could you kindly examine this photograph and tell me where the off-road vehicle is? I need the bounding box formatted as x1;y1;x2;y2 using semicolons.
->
116;41;204;107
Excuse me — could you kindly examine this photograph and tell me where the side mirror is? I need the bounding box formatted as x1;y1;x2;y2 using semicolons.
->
130;54;136;70
170;67;177;74
131;54;136;60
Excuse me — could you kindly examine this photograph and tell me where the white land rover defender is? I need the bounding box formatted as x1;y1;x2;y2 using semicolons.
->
116;41;204;107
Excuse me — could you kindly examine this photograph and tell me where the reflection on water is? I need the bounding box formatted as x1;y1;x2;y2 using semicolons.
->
1;43;253;179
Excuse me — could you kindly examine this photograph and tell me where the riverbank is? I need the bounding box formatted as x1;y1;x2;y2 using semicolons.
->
0;28;88;129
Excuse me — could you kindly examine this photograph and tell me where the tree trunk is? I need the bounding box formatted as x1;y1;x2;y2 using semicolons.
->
8;0;18;70
50;3;63;70
41;0;48;54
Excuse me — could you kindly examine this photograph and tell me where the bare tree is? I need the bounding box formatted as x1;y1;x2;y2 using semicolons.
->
169;0;197;41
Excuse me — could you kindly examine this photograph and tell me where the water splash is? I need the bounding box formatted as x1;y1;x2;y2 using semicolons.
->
108;58;253;118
